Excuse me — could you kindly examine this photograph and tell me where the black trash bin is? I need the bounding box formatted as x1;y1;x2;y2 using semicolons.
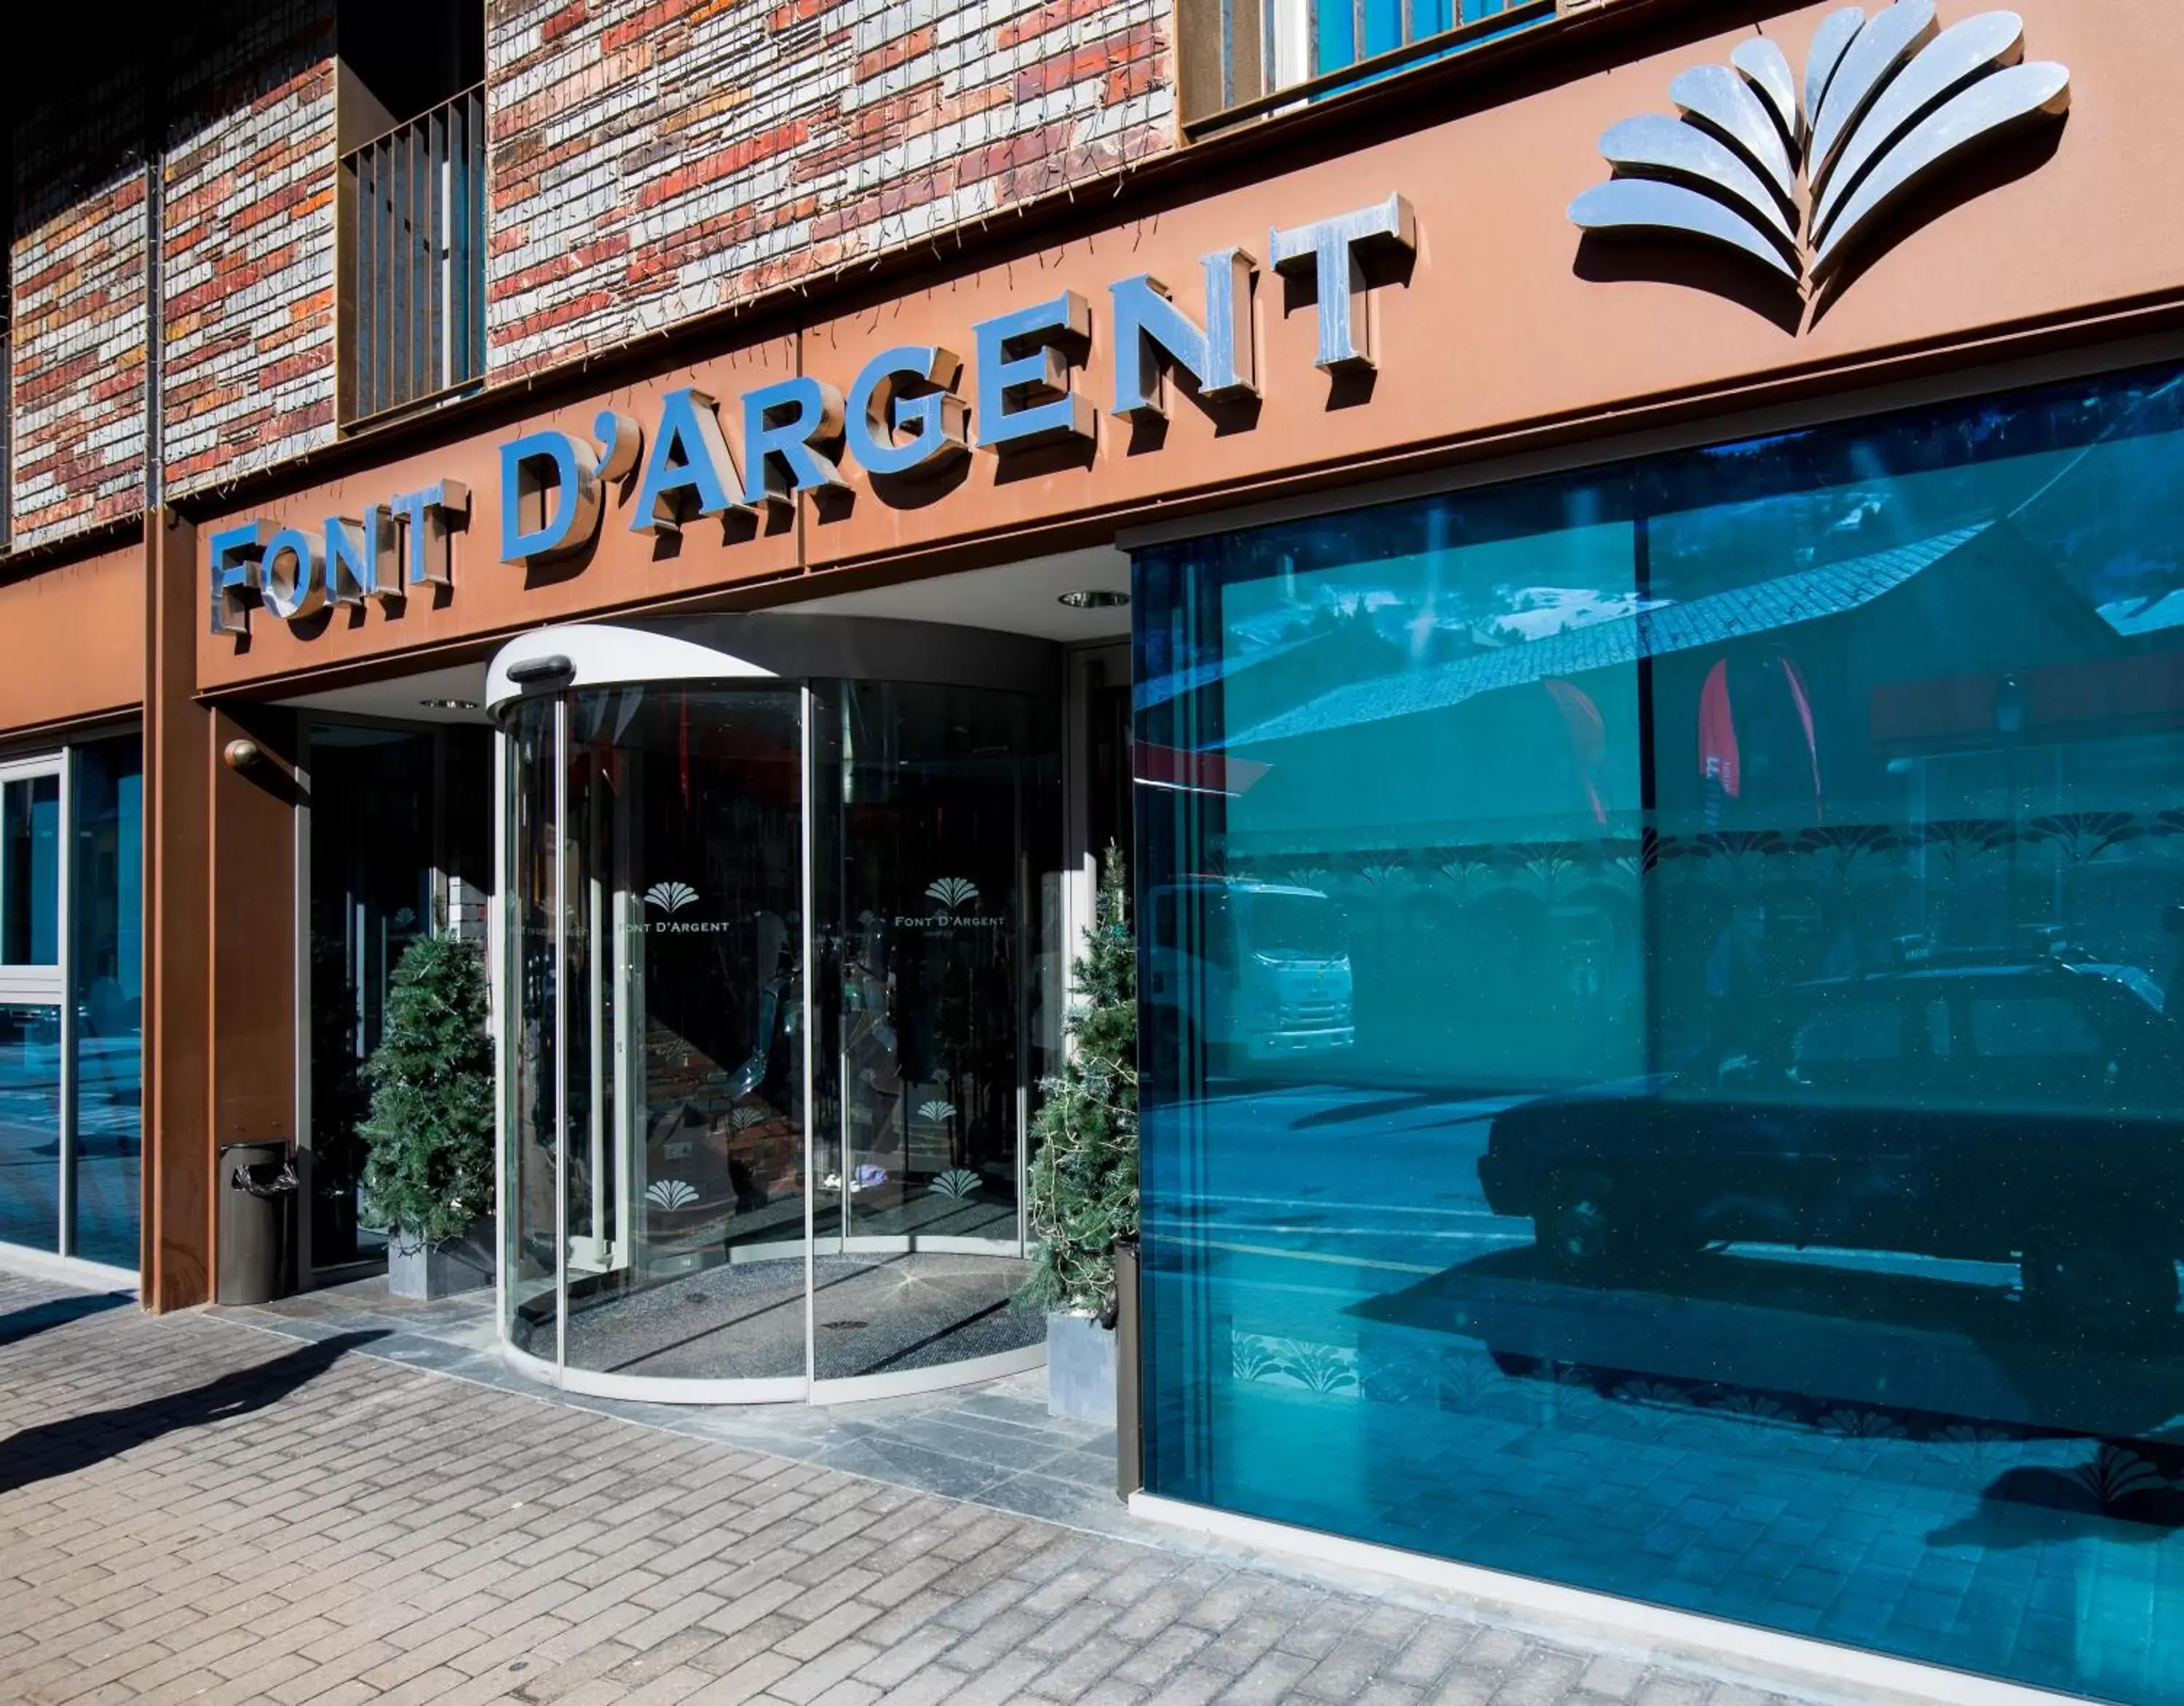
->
218;1140;298;1305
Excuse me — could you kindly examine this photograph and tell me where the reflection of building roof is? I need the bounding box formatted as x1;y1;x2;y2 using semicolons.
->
1133;630;1321;713
1162;877;1332;899
1221;525;1990;748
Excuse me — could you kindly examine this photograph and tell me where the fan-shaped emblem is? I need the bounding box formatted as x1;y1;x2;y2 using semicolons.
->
917;1099;958;1124
1568;4;2069;295
930;1168;982;1199
644;880;698;913
645;1178;700;1210
923;876;980;911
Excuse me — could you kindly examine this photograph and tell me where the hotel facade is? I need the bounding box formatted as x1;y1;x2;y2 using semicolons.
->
4;0;2182;1698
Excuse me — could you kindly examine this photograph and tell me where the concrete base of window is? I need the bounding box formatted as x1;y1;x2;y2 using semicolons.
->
0;1243;139;1298
387;1218;495;1301
1126;1493;2078;1706
1045;1312;1116;1422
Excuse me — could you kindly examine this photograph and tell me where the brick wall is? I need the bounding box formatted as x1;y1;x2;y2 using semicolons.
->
10;67;149;550
9;1;1174;544
161;1;340;499
487;0;1176;378
9;9;339;544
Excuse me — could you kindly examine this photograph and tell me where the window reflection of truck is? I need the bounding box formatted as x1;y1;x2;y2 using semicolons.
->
1477;952;2184;1330
1146;878;1355;1070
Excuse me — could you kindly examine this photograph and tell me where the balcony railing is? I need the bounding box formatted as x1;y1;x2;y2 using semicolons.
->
341;85;486;426
1183;0;1558;138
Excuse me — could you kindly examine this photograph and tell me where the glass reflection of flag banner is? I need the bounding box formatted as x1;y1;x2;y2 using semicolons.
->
1700;655;1740;774
1777;654;1822;822
1543;678;1609;826
1133;744;1270;797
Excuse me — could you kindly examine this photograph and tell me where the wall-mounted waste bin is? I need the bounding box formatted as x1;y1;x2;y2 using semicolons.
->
218;1140;297;1305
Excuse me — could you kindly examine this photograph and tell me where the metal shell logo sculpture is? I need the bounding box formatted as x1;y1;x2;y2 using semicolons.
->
1568;4;2069;293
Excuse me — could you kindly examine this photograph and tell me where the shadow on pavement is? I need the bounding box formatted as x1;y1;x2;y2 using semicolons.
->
0;1292;132;1349
0;1329;386;1496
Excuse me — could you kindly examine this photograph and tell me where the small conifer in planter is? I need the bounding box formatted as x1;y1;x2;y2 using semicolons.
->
1021;846;1137;1416
361;933;496;1297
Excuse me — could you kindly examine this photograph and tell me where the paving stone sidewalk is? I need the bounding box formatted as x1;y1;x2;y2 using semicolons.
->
0;1272;1838;1706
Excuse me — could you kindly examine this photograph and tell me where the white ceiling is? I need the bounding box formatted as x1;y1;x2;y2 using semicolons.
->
271;547;1133;723
793;545;1133;640
278;660;494;725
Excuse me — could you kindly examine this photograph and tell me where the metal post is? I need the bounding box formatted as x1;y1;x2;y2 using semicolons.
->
55;753;76;1257
553;696;569;1378
1114;1232;1143;1499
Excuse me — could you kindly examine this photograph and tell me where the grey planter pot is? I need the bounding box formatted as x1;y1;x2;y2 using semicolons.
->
1047;1312;1117;1423
387;1216;496;1301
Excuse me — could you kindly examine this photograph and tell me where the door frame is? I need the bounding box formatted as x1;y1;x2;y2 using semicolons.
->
1064;639;1132;1007
0;752;72;1262
294;712;484;1288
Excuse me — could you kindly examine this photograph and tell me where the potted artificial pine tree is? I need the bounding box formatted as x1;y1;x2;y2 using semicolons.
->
361;932;496;1299
1021;844;1138;1421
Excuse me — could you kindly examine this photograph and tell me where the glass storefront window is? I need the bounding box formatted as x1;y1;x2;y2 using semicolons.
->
2;771;60;966
0;1004;63;1253
1135;363;2184;1702
0;737;141;1271
69;737;142;1269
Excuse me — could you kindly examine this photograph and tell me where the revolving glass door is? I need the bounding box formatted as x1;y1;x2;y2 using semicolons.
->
502;671;1059;1401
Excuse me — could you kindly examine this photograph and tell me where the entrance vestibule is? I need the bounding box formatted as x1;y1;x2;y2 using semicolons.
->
491;616;1066;1402
301;718;493;1276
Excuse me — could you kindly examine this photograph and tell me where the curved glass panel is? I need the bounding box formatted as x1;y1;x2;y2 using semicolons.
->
505;698;559;1362
1136;362;2184;1703
502;665;1059;1396
560;686;807;1381
810;680;1054;1381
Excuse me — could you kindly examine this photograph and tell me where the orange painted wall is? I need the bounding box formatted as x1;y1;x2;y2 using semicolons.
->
0;541;145;736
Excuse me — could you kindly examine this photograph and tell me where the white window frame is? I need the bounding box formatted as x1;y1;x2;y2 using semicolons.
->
0;750;74;1262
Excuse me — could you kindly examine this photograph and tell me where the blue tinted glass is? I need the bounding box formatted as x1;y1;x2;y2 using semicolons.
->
0;1005;62;1253
3;775;59;965
1317;0;1356;76
71;737;141;1271
1364;0;1403;58
1135;363;2184;1704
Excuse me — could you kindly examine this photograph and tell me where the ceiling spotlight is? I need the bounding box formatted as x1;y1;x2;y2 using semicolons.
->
1057;588;1129;609
422;697;480;711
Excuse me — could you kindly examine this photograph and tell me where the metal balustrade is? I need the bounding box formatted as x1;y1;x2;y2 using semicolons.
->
1183;0;1559;138
341;84;486;426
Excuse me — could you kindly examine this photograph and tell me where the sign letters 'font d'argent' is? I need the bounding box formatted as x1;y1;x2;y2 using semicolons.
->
207;196;1416;637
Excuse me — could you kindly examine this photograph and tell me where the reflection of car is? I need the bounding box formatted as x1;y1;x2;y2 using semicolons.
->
1145;877;1355;1068
1477;953;2184;1325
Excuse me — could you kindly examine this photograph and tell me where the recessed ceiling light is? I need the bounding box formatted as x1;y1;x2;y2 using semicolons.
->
422;697;480;711
1057;589;1129;609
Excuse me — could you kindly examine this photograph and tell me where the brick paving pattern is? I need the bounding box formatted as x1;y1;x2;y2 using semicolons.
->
0;1274;1833;1706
